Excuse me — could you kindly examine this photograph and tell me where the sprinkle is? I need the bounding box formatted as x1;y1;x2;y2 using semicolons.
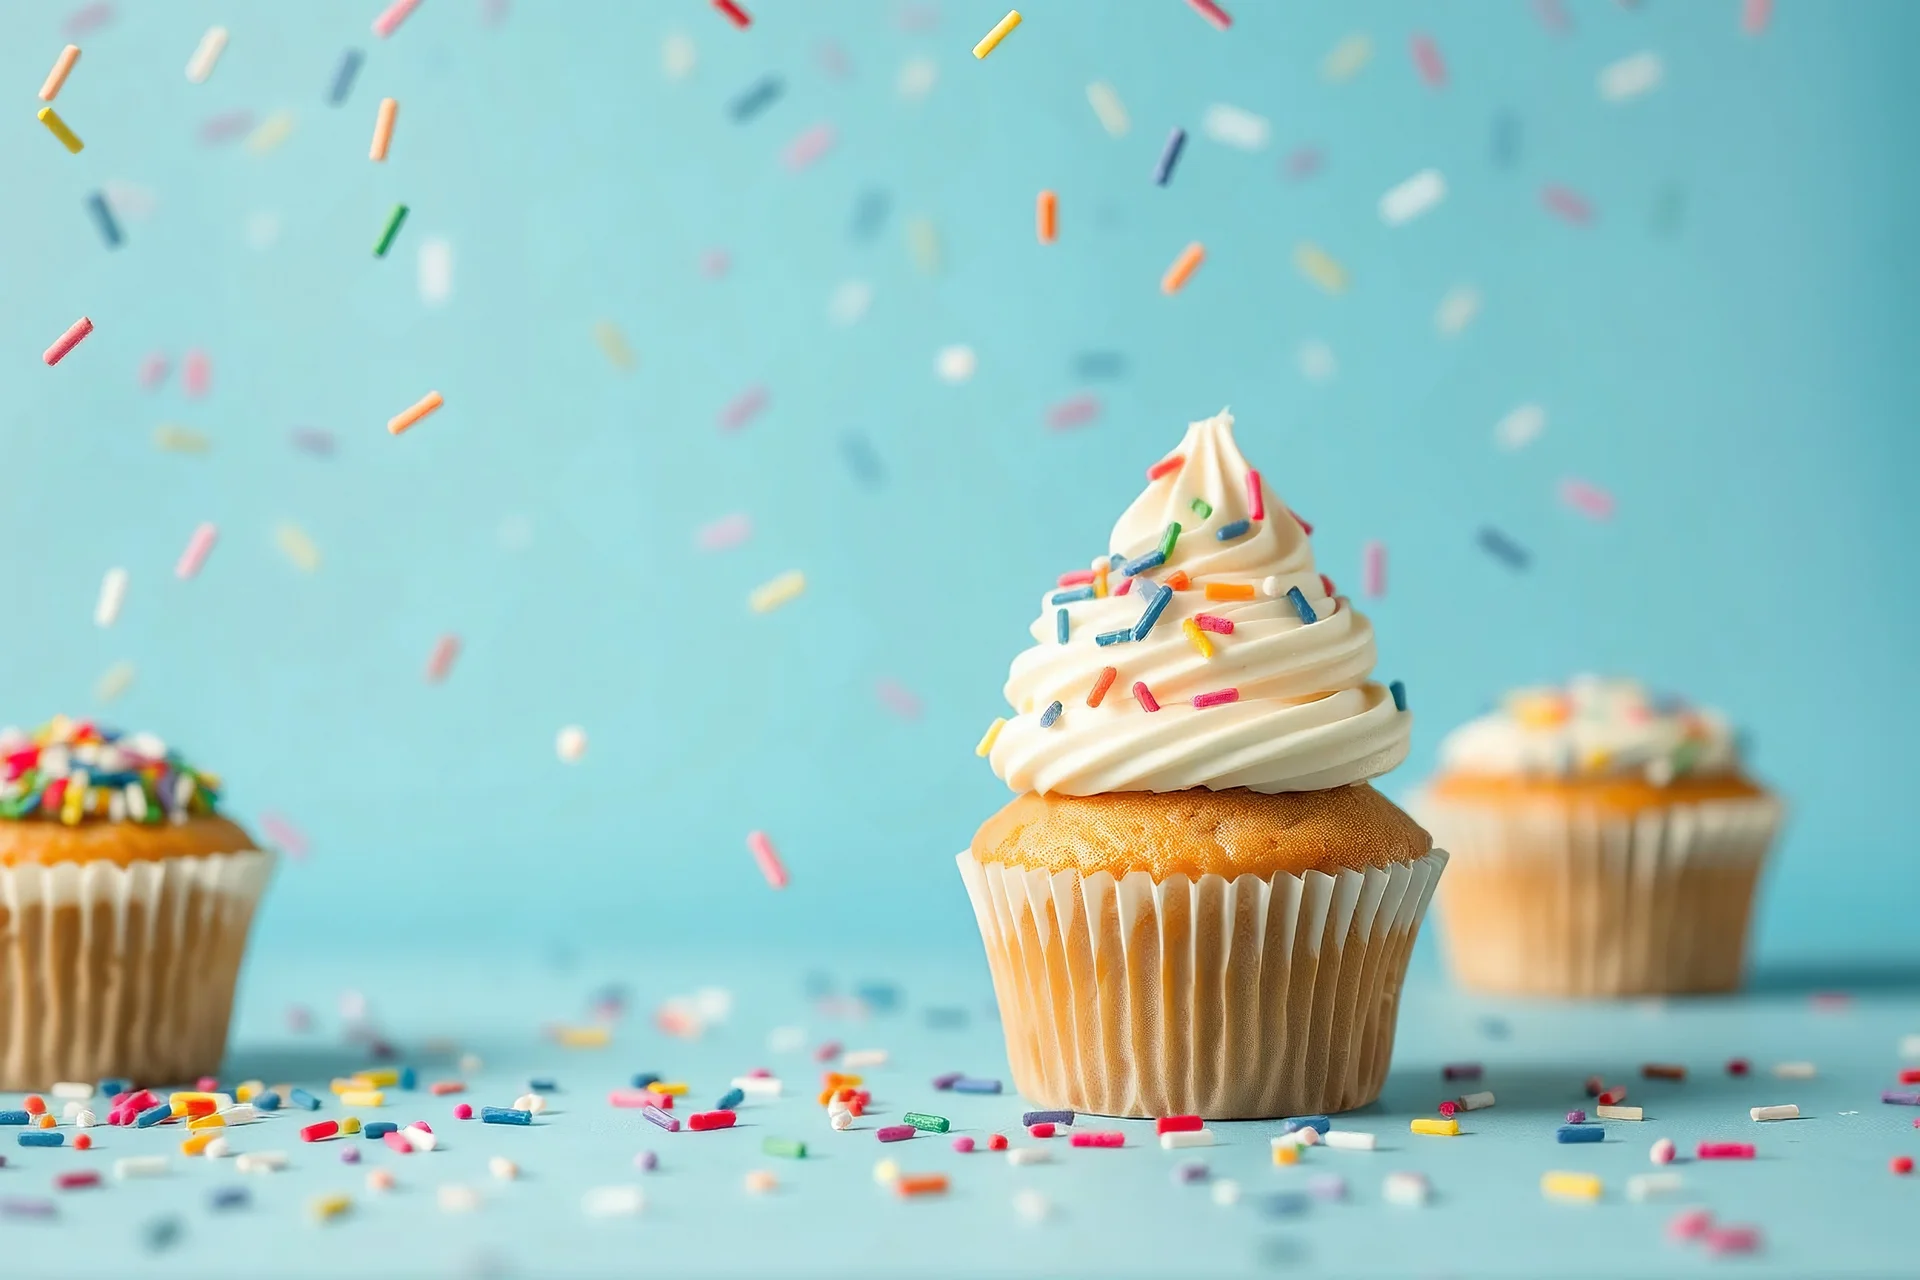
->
1894;1156;1914;1175
1192;688;1239;710
1409;32;1446;87
44;316;93;365
1093;561;1109;596
1458;1091;1496;1111
1750;1104;1799;1122
1626;1172;1685;1203
1697;1142;1755;1159
41;44;82;101
1051;585;1096;605
385;390;443;436
1056;609;1070;644
1279;587;1317;625
369;96;399;161
877;1125;916;1143
1121;550;1166;578
951;1078;1001;1095
713;0;752;27
1383;1172;1429;1207
1145;453;1186;482
1409;1118;1458;1137
972;10;1022;59
185;26;227;83
1773;1062;1817;1079
1880;1092;1920;1106
1157;522;1182;559
1555;1124;1603;1144
481;1106;533;1127
1705;1227;1763;1257
18;1132;63;1147
1322;1130;1375;1151
1047;393;1100;429
1598;1088;1627;1106
1566;1110;1586;1124
425;634;461;682
1182;619;1214;659
974;718;1006;756
1477;526;1530;571
1086;666;1118;708
1070;1131;1124;1148
1133;681;1161;713
1202;103;1268;150
749;571;806;613
1379;169;1447;226
1161;242;1205;295
1153;128;1187;186
1323;32;1372;81
1743;0;1773;35
746;829;789;889
903;1112;950;1134
54;1171;98;1191
1189;497;1213;520
1597;1105;1643;1121
372;203;410;258
1038;701;1064;729
1187;0;1232;28
328;48;363;105
1541;183;1593;226
1541;1172;1601;1202
689;1110;736;1132
1035;190;1058;243
1294;243;1347;294
1202;584;1255;605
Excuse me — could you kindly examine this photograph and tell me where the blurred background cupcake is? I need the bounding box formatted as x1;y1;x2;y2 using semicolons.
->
1415;677;1782;997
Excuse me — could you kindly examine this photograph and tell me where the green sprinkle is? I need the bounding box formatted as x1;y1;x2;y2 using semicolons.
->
1158;521;1181;559
1671;740;1703;775
762;1136;807;1159
902;1112;950;1134
1189;497;1212;520
373;203;409;258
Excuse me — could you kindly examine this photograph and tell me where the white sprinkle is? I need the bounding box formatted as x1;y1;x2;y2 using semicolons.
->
1323;1130;1377;1151
1201;103;1269;151
1014;1188;1052;1222
555;724;588;764
1597;1105;1644;1121
731;1076;782;1097
1772;1062;1817;1080
438;1184;481;1213
829;1109;853;1131
459;1052;484;1075
1161;1129;1214;1150
418;237;454;306
662;33;696;80
52;1081;96;1101
236;1151;289;1174
1458;1090;1496;1111
1297;340;1337;382
1383;1171;1430;1206
827;280;873;326
768;1026;806;1053
1085;82;1129;137
1271;1131;1311;1149
1211;1178;1241;1207
582;1185;645;1217
185;26;228;83
897;56;938;100
1598;51;1664;103
1750;1104;1799;1122
1496;403;1547;450
487;1157;519;1181
872;1159;899;1186
402;1124;438;1152
512;1094;545;1115
1900;1034;1920;1060
220;1104;261;1125
1007;1147;1050;1166
114;1156;169;1179
1436;284;1481;336
73;1109;95;1129
1627;1172;1685;1202
841;1049;888;1069
1379;169;1447;226
95;660;135;704
204;1136;230;1159
935;345;977;383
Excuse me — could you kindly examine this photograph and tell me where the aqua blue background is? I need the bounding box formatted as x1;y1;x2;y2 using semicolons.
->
3;0;1916;969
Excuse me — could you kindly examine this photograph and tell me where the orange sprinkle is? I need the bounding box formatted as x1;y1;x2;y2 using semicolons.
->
817;1088;835;1106
1094;562;1109;598
35;1113;56;1129
897;1174;950;1197
1161;241;1205;294
181;1132;216;1156
370;96;398;161
1036;190;1058;244
387;390;443;435
1165;570;1191;591
1205;582;1256;602
1087;666;1118;707
429;1081;466;1096
1146;454;1185;481
23;1096;46;1116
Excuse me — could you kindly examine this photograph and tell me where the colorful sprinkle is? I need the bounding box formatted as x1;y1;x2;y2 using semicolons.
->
748;830;789;888
1161;242;1205;295
1087;666;1118;707
1181;618;1214;658
972;9;1022;59
1192;688;1239;710
1038;700;1064;729
1134;681;1161;713
1153;127;1187;186
387;390;442;435
1215;519;1251;541
1036;190;1058;244
1056;608;1069;644
1132;585;1174;641
975;718;1007;756
1286;587;1318;624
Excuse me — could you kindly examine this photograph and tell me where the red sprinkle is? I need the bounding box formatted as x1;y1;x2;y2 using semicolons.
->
1697;1142;1756;1160
1155;1115;1203;1135
1186;0;1231;30
454;1103;473;1120
814;1041;842;1063
23;1096;45;1116
1115;577;1133;597
430;1081;466;1096
300;1121;340;1142
383;1131;413;1154
196;1077;219;1092
1146;454;1185;482
712;0;751;27
1409;32;1447;88
987;1134;1008;1151
1133;681;1161;713
1667;1208;1713;1242
1584;1076;1606;1097
73;1134;92;1150
1438;1100;1458;1118
1726;1058;1750;1077
1292;511;1313;536
1899;1069;1920;1086
1892;1156;1914;1175
1029;1122;1056;1138
1192;688;1240;710
1070;1131;1124;1149
689;1110;737;1132
1598;1088;1627;1107
1704;1226;1762;1256
1245;469;1264;520
1318;574;1336;598
54;1172;100;1191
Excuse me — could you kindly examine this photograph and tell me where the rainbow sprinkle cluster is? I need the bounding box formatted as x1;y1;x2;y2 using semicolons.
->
0;716;222;825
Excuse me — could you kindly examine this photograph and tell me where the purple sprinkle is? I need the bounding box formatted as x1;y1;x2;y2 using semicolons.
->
1307;1173;1348;1202
1;1197;56;1219
1883;1091;1920;1106
642;1104;680;1132
876;1124;916;1143
950;1077;1002;1095
1566;1110;1587;1124
1022;1110;1074;1127
932;1072;963;1091
1173;1159;1208;1184
636;1151;659;1171
340;1147;361;1164
1443;1063;1483;1081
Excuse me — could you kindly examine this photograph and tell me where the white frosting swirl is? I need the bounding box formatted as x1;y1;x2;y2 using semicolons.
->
1437;676;1741;784
988;411;1410;795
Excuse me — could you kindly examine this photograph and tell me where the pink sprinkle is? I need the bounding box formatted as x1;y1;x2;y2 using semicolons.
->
1070;1131;1124;1148
64;3;116;37
291;428;336;456
481;0;509;23
182;348;212;397
1046;394;1102;430
1541;184;1594;226
718;384;768;431
43;317;94;366
259;811;309;860
138;352;169;389
453;1103;473;1119
198;111;254;144
696;513;753;551
196;1076;219;1092
383;1131;413;1154
1284;147;1323;181
1193;614;1234;635
894;3;938;32
175;522;218;580
608;1089;657;1109
951;1136;974;1153
1438;1100;1458;1118
1559;478;1615;520
700;248;731;278
1697;1142;1755;1160
813;1041;842;1064
1246;469;1264;520
1362;540;1387;597
54;1172;100;1191
413;1122;433;1134
748;1068;772;1078
748;830;789;889
425;634;461;683
1133;682;1161;713
1193;688;1240;710
1532;0;1573;33
1705;1226;1763;1256
372;0;423;38
1057;570;1097;587
1410;33;1447;88
1742;0;1771;35
1668;1208;1714;1242
286;1005;313;1032
1114;577;1133;597
341;1146;361;1164
782;123;837;173
816;41;851;78
875;678;923;721
1186;0;1231;30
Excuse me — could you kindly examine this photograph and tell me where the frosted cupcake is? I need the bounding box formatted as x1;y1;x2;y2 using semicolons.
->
1417;678;1782;996
0;717;271;1088
960;410;1447;1120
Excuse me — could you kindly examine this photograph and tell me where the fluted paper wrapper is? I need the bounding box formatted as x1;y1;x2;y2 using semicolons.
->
1417;792;1781;997
957;848;1448;1119
0;850;271;1089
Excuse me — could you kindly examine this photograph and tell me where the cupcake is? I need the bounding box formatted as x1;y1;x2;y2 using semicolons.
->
1416;678;1782;997
0;716;271;1088
960;410;1446;1119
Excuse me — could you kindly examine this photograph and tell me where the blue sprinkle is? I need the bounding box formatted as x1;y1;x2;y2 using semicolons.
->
1261;1191;1310;1218
1051;586;1095;605
87;192;122;248
97;1079;131;1098
1095;628;1134;647
1286;587;1318;624
1281;1115;1331;1135
0;1111;30;1126
1132;584;1174;642
730;75;784;123
1039;700;1064;729
398;1066;417;1091
209;1186;250;1210
1153;126;1187;186
1121;549;1166;577
327;48;363;106
1108;553;1125;569
950;1077;1002;1095
1174;1159;1209;1184
632;1073;662;1090
18;1132;63;1148
255;1091;281;1112
1022;1110;1074;1127
1556;1124;1604;1144
840;431;884;486
481;1107;533;1126
288;1087;321;1111
1477;526;1530;570
363;1122;398;1139
1056;608;1070;644
925;1008;968;1029
1215;519;1251;541
529;1078;557;1093
144;1217;182;1252
136;1103;172;1128
1390;680;1407;712
1075;351;1128;380
854;982;900;1011
716;1088;745;1111
850;188;891;242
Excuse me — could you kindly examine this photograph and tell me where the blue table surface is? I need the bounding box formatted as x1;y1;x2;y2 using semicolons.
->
2;946;1917;1278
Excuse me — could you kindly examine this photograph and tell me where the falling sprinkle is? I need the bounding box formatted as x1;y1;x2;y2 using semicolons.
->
556;726;588;764
64;3;115;37
1201;104;1268;151
1294;243;1348;294
259;811;310;859
1409;33;1446;88
701;248;731;277
719;385;768;431
1047;395;1102;430
1379;169;1446;226
828;280;873;325
696;514;753;551
1297;342;1336;382
246;111;295;155
850;189;891;242
95;568;128;628
1533;0;1573;33
182;349;212;397
200;110;253;144
592;321;637;372
783;122;837;172
876;679;924;721
1541;185;1594;226
906;217;942;273
1436;285;1481;336
1491;110;1522;168
1496;404;1546;449
663;33;696;79
936;346;977;383
1599;51;1663;103
154;425;211;454
749;572;806;614
1742;0;1772;36
747;831;789;889
1284;147;1323;180
426;635;462;683
730;76;783;123
1478;527;1531;571
95;661;135;704
818;41;852;78
291;428;336;456
1559;478;1616;521
175;523;218;578
418;237;454;304
841;432;884;485
1085;82;1130;137
275;523;322;572
1362;541;1386;598
139;352;169;388
1323;33;1372;82
897;56;938;100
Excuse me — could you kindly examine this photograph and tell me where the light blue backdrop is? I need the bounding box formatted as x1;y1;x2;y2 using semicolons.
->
3;0;1915;966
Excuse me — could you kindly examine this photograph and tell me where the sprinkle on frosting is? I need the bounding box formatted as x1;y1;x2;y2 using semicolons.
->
0;716;222;825
1437;676;1740;785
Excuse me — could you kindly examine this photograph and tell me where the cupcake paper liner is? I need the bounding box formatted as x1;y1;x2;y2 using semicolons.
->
957;847;1448;1119
0;850;271;1089
1417;792;1782;997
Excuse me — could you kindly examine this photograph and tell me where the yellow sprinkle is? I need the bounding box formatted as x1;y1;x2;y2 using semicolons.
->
310;1192;353;1223
340;1116;363;1135
246;109;295;155
555;1025;611;1049
94;661;135;704
154;424;212;454
1181;617;1214;659
1322;33;1373;83
1272;1142;1300;1166
1541;1171;1603;1202
975;718;1007;758
181;1133;216;1156
339;1090;384;1108
652;1082;689;1097
1410;1117;1460;1136
235;1081;263;1103
275;522;321;572
873;1158;900;1186
1295;243;1349;295
1085;82;1129;137
329;1078;364;1095
186;1113;226;1131
354;1069;400;1088
38;106;84;153
972;9;1022;59
1093;562;1109;598
593;321;637;372
906;216;941;274
170;1092;219;1104
749;571;807;614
